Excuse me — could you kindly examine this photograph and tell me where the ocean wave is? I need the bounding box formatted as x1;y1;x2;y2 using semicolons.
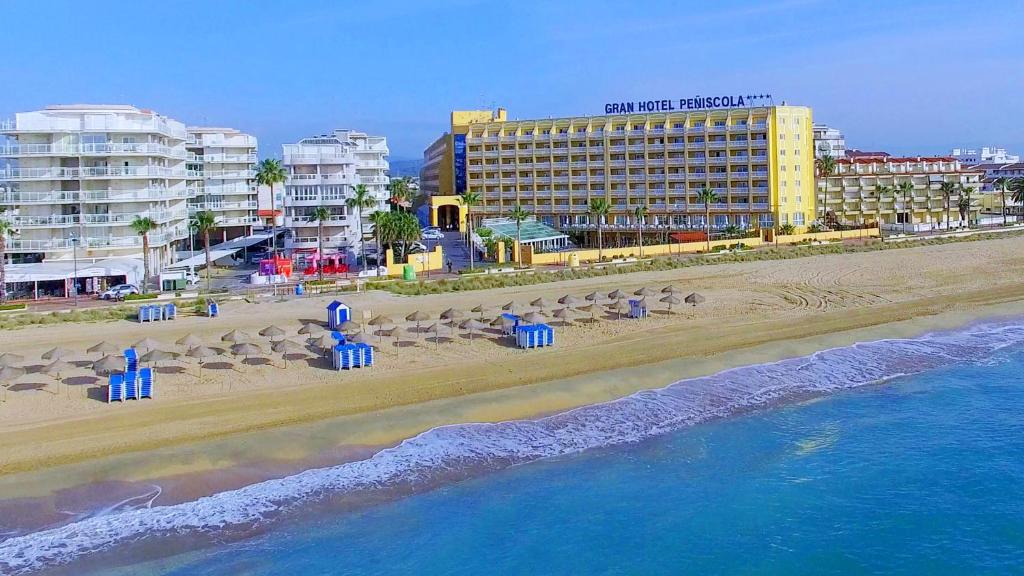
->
3;319;1024;574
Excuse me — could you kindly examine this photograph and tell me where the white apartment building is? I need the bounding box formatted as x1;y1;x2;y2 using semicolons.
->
186;127;258;242
950;146;1019;165
0;105;192;266
282;130;389;263
813;123;846;158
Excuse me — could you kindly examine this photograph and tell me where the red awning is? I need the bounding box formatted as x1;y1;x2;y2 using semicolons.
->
257;209;282;217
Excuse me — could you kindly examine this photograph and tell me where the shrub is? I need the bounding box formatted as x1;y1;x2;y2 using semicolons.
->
0;303;28;311
125;293;159;301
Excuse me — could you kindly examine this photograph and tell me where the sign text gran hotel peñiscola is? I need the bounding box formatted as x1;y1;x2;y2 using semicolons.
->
604;94;773;115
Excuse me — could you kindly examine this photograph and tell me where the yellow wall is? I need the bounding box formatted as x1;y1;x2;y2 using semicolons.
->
429;195;468;232
775;228;880;244
769;106;816;232
385;245;444;277
451;109;507;133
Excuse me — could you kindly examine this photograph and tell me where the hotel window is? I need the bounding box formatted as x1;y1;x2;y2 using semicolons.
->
794;165;801;172
795;196;802;204
793;213;805;226
780;149;786;156
779;134;786;140
781;196;787;203
795;180;801;188
714;215;729;228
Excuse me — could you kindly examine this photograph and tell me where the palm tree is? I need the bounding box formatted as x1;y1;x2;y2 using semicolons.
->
368;210;388;266
588;198;610;261
458;191;482;271
815;153;837;223
958;184;974;228
387;177;414;212
255;159;287;255
508;203;530;264
311;206;331;281
1011;178;1024;222
130;216;157;294
346;184;378;270
872;184;891;236
896;181;914;234
633;204;648;258
939;181;957;230
377;211;422;262
696;185;719;252
190;210;217;291
0;210;17;303
993;177;1010;226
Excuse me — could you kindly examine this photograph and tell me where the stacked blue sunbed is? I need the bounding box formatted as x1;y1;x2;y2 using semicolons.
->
516;323;555;349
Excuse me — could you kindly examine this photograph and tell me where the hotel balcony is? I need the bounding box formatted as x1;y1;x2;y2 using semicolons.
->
202;169;256;179
0;117;187;140
189;200;258;213
1;166;191;180
5;229;186;252
202;153;257;164
283;153;355;165
0;142;186;159
0;187;191;204
287;173;354;185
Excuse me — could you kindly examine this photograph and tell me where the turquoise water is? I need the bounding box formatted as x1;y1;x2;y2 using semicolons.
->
5;320;1024;574
159;352;1024;575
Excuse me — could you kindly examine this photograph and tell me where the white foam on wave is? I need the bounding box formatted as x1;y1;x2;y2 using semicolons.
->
3;320;1024;574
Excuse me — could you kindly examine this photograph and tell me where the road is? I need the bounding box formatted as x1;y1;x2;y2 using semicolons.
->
431;230;473;273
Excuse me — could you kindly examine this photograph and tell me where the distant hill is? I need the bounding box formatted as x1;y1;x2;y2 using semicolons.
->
389;158;423;178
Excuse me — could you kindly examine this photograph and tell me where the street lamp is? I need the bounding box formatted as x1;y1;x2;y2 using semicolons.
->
69;233;79;306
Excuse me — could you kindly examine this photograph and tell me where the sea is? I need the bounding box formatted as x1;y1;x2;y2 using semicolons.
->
2;318;1024;575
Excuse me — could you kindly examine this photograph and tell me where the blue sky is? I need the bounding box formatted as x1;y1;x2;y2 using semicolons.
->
3;0;1021;161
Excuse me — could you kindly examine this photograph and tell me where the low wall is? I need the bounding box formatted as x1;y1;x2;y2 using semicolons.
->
385;246;444;277
775;227;879;244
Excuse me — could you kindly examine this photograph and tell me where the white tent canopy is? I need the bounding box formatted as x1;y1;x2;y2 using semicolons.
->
166;232;272;270
3;257;143;284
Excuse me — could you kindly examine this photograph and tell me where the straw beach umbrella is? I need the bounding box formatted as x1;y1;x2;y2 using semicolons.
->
259;325;287;340
440;308;464;321
221;330;252;343
298;322;326;336
87;341;119;355
186;345;220;379
347;332;374;346
634;286;657;297
424;322;444;346
311;335;335;354
231;342;264;360
523;311;546;324
389;326;411;348
406;310;430;336
607;289;626;301
607;299;631;319
0;365;27;402
470;305;489;320
459;318;487;341
141;349;179;366
661;285;683;295
552;307;573;326
558;295;584;307
530;297;552;311
584;291;602;303
660;294;682;313
132;337;164;352
41;347;75;361
41;359;74;396
577;303;597;319
92;355;122;375
685;292;705;306
0;353;25;367
272;340;307;367
176;334;204;348
369;315;394;343
337;320;360;333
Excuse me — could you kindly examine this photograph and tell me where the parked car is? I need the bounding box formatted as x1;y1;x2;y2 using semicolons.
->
421;229;444;240
100;284;140;300
407;241;428;254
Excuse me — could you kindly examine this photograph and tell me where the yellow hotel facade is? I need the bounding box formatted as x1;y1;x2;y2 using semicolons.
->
421;103;817;237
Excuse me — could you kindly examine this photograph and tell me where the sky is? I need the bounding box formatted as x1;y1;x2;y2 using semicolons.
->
2;0;1022;161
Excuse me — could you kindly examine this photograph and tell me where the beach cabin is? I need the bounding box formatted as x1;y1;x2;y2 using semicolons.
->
327;300;351;330
516;323;555;349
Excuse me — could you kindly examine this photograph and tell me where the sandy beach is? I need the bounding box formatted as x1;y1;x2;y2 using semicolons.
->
2;236;1024;489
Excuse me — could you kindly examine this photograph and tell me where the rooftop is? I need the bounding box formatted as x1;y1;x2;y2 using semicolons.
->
479;217;569;244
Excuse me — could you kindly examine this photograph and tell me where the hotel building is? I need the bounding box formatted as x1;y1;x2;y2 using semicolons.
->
813;123;846;159
421;105;817;237
817;156;984;231
0;105;192;266
186;127;259;242
282;129;389;260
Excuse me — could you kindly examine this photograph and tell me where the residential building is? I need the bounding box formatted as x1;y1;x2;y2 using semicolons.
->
812;123;846;159
0;104;192;266
950;146;1019;165
421;105;817;236
186;127;258;243
817;156;984;231
282;129;389;262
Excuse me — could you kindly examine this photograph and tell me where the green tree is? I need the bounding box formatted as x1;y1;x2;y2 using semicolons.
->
958;184;974;227
377;211;422;262
130;216;158;294
508;203;530;264
311;206;331;281
387;177;414;211
1010;178;1024;222
0;210;17;303
697;185;720;252
588;197;611;260
939;181;957;230
872;184;892;236
815;153;837;222
255;158;286;255
896;181;915;234
368;210;388;266
458;191;482;271
633;204;649;258
190;210;217;291
993;177;1010;226
346;184;378;270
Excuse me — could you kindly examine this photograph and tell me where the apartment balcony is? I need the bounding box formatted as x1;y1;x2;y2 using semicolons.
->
284;214;351;227
0;187;192;204
708;157;728;165
215;216;261;227
0;142;186;159
729;125;750;132
202;153;257;164
1;166;190;180
728;140;749;148
729;171;751;179
287;173;353;184
750;140;768;149
359;175;390;185
5;229;186;252
0;117;187;140
189;200;258;213
284;153;355;165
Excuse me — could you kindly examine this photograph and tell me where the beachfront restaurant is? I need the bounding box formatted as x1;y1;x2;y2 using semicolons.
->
2;258;143;300
478;217;572;255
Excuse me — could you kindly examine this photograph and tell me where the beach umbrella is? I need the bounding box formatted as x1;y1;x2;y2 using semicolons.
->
311;335;335;353
440;308;464;320
500;301;519;312
259;325;287;340
0;365;26;402
577;303;597;319
347;332;374;346
584;291;602;302
40;360;74;384
368;315;393;327
489;316;509;327
558;295;584;307
92;355;122;375
141;349;179;365
298;323;326;335
406;310;430;336
470;305;489;320
221;330;252;343
607;289;626;300
552;307;574;325
176;334;204;348
633;286;657;297
661;285;683;295
230;342;264;359
337;320;361;333
530;297;552;311
523;311;546;324
423;322;444;347
685;292;705;306
87;341;120;355
272;340;307;367
607;299;631;319
459;318;488;341
41;347;75;361
389;326;410;348
661;294;682;313
0;352;26;367
186;345;221;379
132;337;164;352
